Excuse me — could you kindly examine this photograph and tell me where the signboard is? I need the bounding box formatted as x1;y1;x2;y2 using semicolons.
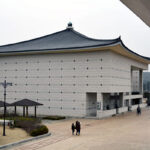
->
97;102;101;110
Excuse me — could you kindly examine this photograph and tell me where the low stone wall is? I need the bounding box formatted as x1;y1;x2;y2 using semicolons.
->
98;103;147;119
119;107;128;113
101;109;116;118
101;107;128;118
131;103;146;111
131;105;138;110
140;103;147;108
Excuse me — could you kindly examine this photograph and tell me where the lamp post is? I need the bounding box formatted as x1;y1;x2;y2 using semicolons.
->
0;80;12;136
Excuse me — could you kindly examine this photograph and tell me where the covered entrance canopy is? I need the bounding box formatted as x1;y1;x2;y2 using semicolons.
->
11;99;43;118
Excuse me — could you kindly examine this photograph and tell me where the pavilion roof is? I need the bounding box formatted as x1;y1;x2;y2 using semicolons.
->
11;99;43;106
0;101;11;107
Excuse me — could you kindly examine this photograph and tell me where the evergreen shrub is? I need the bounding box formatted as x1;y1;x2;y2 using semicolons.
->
42;116;65;120
30;125;49;136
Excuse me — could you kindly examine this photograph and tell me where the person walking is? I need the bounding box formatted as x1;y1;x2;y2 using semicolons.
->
71;123;75;135
75;120;81;135
78;121;81;135
137;105;141;115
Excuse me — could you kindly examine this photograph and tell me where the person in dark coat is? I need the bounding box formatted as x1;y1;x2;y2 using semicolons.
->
71;123;75;135
76;120;81;135
137;105;141;115
78;121;81;135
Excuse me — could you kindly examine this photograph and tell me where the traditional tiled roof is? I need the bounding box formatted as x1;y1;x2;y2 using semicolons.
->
0;27;119;53
0;23;149;62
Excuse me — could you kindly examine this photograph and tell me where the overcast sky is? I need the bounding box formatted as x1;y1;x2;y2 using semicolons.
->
0;0;150;60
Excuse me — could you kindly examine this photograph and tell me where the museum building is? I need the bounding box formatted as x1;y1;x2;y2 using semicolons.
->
0;23;149;118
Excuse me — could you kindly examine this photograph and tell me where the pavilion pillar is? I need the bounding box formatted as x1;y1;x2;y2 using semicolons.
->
5;106;7;116
23;106;25;117
14;106;17;116
26;106;28;117
35;106;36;118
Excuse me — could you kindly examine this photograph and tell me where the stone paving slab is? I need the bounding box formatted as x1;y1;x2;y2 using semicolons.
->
8;108;150;150
0;133;51;150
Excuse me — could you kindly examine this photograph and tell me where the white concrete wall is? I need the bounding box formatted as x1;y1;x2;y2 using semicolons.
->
0;50;148;117
0;51;111;117
108;51;147;93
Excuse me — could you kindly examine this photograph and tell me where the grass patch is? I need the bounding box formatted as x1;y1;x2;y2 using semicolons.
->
0;116;49;136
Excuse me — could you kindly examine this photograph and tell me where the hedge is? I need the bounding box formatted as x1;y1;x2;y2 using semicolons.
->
30;125;49;136
42;116;65;120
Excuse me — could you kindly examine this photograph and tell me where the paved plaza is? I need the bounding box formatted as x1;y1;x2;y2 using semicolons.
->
8;108;150;150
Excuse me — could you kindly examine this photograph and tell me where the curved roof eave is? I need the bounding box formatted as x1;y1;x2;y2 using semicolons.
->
0;40;149;64
0;39;119;54
120;40;150;61
111;40;150;64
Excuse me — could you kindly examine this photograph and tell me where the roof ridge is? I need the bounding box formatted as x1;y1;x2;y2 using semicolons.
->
0;28;120;48
0;28;68;48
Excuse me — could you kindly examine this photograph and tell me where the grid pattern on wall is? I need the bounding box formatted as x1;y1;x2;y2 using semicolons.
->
0;51;131;116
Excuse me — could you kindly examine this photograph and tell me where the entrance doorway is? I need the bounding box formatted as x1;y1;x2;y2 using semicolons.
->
86;93;97;117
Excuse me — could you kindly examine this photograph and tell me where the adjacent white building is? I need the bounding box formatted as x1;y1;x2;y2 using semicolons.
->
0;23;149;118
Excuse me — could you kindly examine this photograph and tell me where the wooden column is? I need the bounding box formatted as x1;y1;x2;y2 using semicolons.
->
35;106;36;118
23;106;25;117
14;106;16;116
26;106;28;117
